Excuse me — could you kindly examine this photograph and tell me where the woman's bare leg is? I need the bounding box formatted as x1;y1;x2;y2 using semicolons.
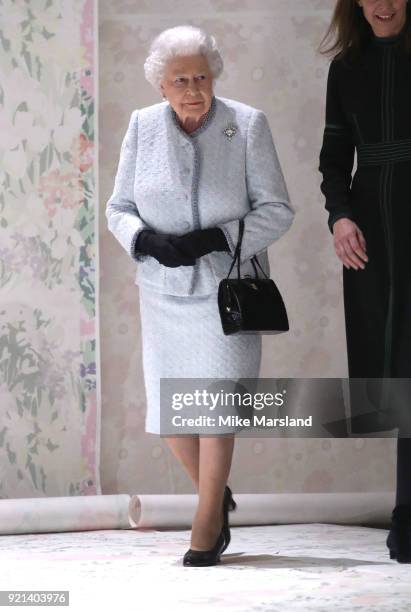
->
190;434;235;550
164;436;200;489
163;434;235;551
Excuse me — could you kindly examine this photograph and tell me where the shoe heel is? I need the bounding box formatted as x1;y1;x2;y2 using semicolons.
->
221;486;235;554
225;485;237;512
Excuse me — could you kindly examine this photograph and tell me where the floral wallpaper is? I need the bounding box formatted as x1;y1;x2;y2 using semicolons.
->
0;0;99;498
0;0;395;502
99;0;396;496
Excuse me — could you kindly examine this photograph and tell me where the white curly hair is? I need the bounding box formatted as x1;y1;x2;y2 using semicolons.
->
144;25;224;92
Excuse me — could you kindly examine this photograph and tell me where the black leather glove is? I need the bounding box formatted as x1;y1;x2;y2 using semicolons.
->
170;227;229;259
134;230;196;267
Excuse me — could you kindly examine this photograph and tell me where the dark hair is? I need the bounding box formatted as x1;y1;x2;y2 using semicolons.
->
318;0;411;60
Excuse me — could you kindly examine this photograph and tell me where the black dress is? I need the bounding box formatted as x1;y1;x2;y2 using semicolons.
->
319;29;411;432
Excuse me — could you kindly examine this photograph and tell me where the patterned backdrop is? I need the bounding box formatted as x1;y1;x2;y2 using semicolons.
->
99;0;396;497
0;0;100;497
0;0;396;501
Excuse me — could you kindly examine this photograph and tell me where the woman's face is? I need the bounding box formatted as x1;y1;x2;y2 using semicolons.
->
357;0;408;37
160;54;214;123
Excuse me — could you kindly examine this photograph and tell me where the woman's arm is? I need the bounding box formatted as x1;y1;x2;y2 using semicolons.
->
105;110;149;262
319;59;356;233
216;109;294;263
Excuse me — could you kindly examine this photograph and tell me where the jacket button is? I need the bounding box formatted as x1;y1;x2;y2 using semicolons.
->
182;221;190;230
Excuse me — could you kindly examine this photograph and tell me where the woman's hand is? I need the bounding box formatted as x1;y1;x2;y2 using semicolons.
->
171;227;229;259
134;230;196;267
332;218;368;270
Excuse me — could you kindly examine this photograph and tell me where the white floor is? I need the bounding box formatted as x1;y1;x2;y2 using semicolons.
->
1;524;410;611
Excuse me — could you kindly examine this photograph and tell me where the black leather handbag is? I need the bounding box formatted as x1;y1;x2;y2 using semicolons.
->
218;218;289;335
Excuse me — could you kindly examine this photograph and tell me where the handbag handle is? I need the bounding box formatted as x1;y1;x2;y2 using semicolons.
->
226;218;270;280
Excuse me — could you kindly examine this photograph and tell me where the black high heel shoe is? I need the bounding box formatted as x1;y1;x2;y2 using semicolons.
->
182;529;225;567
387;504;411;563
182;485;236;567
221;485;237;554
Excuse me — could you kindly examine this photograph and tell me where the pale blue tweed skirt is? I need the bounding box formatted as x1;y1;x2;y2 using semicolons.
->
138;286;262;435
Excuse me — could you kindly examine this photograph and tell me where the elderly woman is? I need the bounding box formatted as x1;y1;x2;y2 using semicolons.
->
106;25;294;566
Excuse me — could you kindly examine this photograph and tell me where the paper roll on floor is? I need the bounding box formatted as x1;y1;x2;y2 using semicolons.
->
128;492;395;529
0;492;395;534
0;494;131;535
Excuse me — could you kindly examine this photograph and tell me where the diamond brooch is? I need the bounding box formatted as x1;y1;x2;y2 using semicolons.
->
223;124;237;141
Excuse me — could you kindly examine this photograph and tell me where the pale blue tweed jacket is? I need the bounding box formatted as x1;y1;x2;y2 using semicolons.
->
105;95;294;296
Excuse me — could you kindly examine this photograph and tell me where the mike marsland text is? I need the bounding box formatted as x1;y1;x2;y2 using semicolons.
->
170;414;313;428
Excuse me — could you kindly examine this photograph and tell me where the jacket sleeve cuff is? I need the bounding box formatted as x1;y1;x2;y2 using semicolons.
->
130;228;150;263
215;220;239;258
328;209;356;234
